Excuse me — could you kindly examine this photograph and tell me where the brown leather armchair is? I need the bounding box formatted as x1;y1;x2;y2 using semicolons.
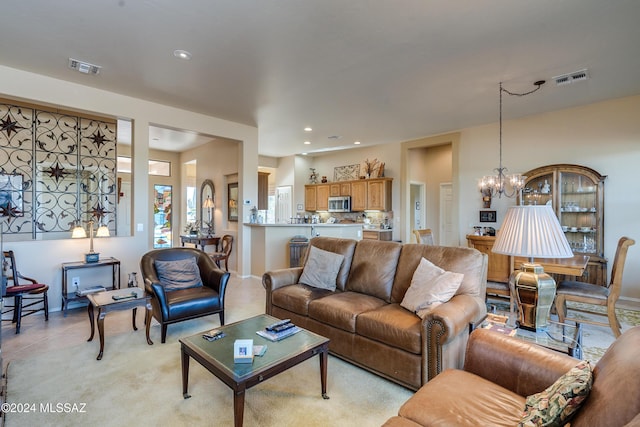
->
140;247;230;343
384;326;640;426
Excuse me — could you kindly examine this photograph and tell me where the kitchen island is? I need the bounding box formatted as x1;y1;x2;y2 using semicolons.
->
246;223;363;276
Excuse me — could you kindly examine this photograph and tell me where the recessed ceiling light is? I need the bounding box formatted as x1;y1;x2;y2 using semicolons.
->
173;49;192;60
304;127;312;132
304;141;311;145
354;141;361;145
302;152;308;156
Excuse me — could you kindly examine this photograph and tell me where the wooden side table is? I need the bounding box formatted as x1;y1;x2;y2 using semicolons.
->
87;288;153;360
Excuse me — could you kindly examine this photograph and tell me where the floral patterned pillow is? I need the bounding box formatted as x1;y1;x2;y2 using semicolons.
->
519;360;592;427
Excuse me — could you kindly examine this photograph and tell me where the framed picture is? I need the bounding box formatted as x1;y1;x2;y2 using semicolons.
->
333;164;360;181
0;173;24;217
228;183;238;221
479;210;496;223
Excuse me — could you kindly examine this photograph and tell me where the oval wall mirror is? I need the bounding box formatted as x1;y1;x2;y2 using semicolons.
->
200;179;215;234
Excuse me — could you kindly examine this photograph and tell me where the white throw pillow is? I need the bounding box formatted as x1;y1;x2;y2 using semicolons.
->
299;246;345;291
401;257;464;319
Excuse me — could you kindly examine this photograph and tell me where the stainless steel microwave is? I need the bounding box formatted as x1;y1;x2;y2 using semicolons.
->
328;196;351;212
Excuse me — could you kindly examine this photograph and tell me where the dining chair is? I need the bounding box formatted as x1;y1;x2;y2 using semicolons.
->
209;234;234;272
555;236;635;337
2;250;49;334
413;229;434;245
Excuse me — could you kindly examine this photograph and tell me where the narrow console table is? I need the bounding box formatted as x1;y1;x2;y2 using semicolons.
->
61;257;121;316
180;235;220;251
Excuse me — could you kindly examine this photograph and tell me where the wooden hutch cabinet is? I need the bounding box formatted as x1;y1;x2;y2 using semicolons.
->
519;164;607;286
466;235;510;283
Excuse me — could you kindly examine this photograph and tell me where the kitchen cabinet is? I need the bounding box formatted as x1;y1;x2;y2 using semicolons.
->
330;182;351;197
304;184;330;211
367;178;392;211
306;178;392;212
519;164;607;286
362;229;393;241
350;181;367;211
304;185;317;211
258;172;270;210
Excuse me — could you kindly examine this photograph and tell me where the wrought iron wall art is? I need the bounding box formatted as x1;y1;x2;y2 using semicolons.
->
0;100;117;240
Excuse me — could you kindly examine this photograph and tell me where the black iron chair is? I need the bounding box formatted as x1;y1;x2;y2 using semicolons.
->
2;250;49;334
140;247;230;343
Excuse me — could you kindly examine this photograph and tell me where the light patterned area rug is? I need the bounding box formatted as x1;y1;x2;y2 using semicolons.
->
5;318;412;427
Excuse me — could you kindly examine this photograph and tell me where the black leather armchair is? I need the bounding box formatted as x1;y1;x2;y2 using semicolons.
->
140;247;230;343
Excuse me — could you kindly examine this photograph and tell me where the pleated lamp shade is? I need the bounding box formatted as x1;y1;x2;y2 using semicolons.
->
492;205;573;260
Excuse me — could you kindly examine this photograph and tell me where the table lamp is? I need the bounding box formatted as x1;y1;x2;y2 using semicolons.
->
492;205;573;331
72;220;110;263
203;196;215;236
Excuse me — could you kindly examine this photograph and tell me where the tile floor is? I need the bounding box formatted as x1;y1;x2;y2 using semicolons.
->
1;275;266;370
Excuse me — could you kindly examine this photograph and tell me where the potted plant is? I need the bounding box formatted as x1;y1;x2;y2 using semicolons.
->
184;220;201;236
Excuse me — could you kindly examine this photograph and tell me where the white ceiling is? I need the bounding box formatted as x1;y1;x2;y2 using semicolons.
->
1;1;639;156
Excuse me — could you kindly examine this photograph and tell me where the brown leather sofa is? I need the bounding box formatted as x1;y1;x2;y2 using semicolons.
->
383;326;640;426
140;247;230;343
262;237;488;390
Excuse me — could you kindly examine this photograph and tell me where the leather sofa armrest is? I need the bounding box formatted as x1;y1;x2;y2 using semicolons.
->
421;294;486;381
464;328;578;397
262;267;303;314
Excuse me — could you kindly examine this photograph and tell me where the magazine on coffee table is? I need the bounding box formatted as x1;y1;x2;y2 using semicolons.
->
256;326;301;342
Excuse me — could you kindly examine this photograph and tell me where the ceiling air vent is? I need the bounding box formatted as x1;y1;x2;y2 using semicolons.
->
68;58;101;75
553;69;589;86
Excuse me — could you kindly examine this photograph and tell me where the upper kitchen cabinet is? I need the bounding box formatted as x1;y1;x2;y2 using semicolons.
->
304;184;330;211
330;182;351;197
367;178;393;211
350;180;367;211
519;164;607;286
258;172;270;210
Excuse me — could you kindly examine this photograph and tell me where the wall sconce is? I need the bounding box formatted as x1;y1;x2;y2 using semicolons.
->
72;220;110;263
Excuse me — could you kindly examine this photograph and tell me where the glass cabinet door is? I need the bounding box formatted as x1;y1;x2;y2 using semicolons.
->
521;164;606;286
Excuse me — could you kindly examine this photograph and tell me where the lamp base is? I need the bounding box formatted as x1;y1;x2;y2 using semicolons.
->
510;263;556;331
85;252;100;263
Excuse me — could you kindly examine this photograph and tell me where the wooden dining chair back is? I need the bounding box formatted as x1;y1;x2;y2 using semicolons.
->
209;234;234;272
555;236;635;337
413;229;434;245
2;250;49;333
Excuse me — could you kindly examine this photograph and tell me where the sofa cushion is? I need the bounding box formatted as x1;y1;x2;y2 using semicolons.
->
308;291;386;333
356;304;422;354
305;237;357;291
397;369;525;426
400;257;463;319
391;244;486;303
299;245;344;291
154;257;203;291
519;360;592;427
346;239;402;302
271;284;334;316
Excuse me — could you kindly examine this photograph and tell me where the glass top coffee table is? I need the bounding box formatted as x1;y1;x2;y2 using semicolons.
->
473;314;582;359
179;314;330;427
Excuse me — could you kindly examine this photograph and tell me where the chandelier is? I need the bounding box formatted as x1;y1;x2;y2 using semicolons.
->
479;80;545;198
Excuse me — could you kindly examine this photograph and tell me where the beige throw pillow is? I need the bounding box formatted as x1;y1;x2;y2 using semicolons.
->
299;246;345;291
401;257;464;318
